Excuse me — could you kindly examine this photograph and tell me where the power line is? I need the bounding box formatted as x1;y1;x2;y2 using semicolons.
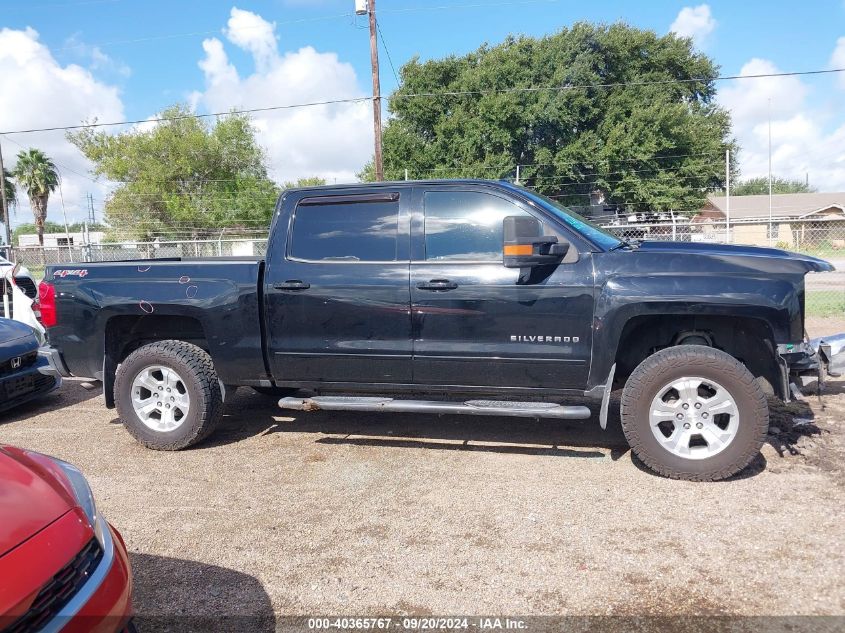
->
378;0;560;16
88;173;711;197
7;0;121;10
57;11;354;51
0;97;372;135
413;156;725;176
53;1;558;52
91;152;726;185
3;68;843;136
86;176;728;203
0;134;98;184
390;68;845;102
376;20;400;86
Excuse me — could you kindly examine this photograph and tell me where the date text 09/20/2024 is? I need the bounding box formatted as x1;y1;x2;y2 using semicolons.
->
306;617;527;630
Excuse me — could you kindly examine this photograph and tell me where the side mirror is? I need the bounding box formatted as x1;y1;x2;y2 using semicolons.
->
503;216;569;268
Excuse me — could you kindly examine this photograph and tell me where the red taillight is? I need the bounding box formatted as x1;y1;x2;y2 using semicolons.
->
38;281;57;327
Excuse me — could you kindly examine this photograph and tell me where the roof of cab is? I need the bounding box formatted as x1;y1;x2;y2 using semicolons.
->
283;178;518;195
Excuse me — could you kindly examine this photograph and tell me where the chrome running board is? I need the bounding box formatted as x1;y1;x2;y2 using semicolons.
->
278;396;592;420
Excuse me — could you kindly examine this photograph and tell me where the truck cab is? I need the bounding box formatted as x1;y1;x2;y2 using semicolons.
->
263;181;598;393
41;180;838;481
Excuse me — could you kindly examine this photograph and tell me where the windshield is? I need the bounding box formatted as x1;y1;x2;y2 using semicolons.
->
513;185;624;251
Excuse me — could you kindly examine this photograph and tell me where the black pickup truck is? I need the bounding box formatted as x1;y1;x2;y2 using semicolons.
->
41;180;838;480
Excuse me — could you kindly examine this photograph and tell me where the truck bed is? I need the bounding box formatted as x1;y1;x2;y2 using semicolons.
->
45;258;270;385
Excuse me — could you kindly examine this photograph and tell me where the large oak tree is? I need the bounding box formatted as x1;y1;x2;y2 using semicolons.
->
363;22;734;213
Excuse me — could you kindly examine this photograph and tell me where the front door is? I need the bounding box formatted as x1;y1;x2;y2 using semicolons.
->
264;189;412;384
410;186;594;390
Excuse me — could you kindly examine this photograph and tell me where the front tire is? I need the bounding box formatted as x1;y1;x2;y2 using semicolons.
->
115;340;223;450
620;345;769;481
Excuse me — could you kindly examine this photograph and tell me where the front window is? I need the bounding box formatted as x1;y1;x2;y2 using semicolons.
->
423;190;530;261
513;186;624;251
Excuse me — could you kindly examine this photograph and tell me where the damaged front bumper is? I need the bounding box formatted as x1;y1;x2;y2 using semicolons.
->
810;333;845;377
777;335;845;397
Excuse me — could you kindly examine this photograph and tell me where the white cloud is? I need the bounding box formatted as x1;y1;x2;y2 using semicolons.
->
63;34;131;78
0;27;125;229
719;57;845;190
193;7;372;185
831;36;845;88
719;58;808;123
224;7;279;72
670;4;716;47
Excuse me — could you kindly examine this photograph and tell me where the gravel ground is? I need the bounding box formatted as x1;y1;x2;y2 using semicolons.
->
2;321;845;629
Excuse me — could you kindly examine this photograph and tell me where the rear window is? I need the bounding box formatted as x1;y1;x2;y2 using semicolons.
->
290;197;399;262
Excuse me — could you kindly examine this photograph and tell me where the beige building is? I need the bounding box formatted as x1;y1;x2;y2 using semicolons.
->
695;192;845;247
17;231;106;248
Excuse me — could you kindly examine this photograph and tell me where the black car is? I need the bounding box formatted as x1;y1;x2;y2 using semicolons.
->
0;318;60;413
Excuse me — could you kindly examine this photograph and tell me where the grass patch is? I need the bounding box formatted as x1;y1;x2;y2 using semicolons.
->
806;291;845;317
798;247;845;259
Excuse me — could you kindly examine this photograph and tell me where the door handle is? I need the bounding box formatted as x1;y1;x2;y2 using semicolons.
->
417;279;458;291
274;280;311;291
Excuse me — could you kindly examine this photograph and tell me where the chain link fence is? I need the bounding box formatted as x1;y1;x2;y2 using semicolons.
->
3;216;842;324
598;216;845;323
4;238;269;277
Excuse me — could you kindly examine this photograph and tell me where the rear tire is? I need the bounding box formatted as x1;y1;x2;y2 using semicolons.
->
620;345;769;481
115;340;223;450
251;386;298;398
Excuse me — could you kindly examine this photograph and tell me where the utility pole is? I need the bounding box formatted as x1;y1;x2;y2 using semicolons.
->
87;192;96;225
0;141;11;249
768;98;773;245
725;149;731;244
366;0;384;181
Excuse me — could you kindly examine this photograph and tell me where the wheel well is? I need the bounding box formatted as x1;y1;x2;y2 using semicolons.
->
614;315;781;396
105;315;209;364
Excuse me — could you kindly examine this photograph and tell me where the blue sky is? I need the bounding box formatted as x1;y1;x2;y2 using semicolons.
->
7;0;842;114
1;0;844;224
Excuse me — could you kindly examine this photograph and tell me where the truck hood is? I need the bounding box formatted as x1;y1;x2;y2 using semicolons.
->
633;241;834;274
0;446;73;558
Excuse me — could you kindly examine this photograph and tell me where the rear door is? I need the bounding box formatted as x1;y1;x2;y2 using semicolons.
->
264;188;412;384
410;184;595;390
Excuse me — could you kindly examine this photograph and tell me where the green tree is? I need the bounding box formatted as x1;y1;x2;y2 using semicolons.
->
68;105;279;240
728;176;816;196
12;149;59;246
283;176;327;189
364;22;734;212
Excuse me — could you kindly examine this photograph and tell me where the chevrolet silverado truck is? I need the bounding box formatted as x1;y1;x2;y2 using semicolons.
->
39;180;839;480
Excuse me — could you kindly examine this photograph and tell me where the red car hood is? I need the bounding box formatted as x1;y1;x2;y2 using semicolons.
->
0;446;73;558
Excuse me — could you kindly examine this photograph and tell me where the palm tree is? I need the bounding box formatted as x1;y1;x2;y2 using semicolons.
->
2;168;15;209
1;168;15;249
12;149;59;246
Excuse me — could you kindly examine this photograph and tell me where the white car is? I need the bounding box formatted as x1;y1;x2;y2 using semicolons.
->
0;256;43;335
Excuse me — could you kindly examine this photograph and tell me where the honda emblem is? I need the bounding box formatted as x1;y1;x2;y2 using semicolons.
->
11;357;22;369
